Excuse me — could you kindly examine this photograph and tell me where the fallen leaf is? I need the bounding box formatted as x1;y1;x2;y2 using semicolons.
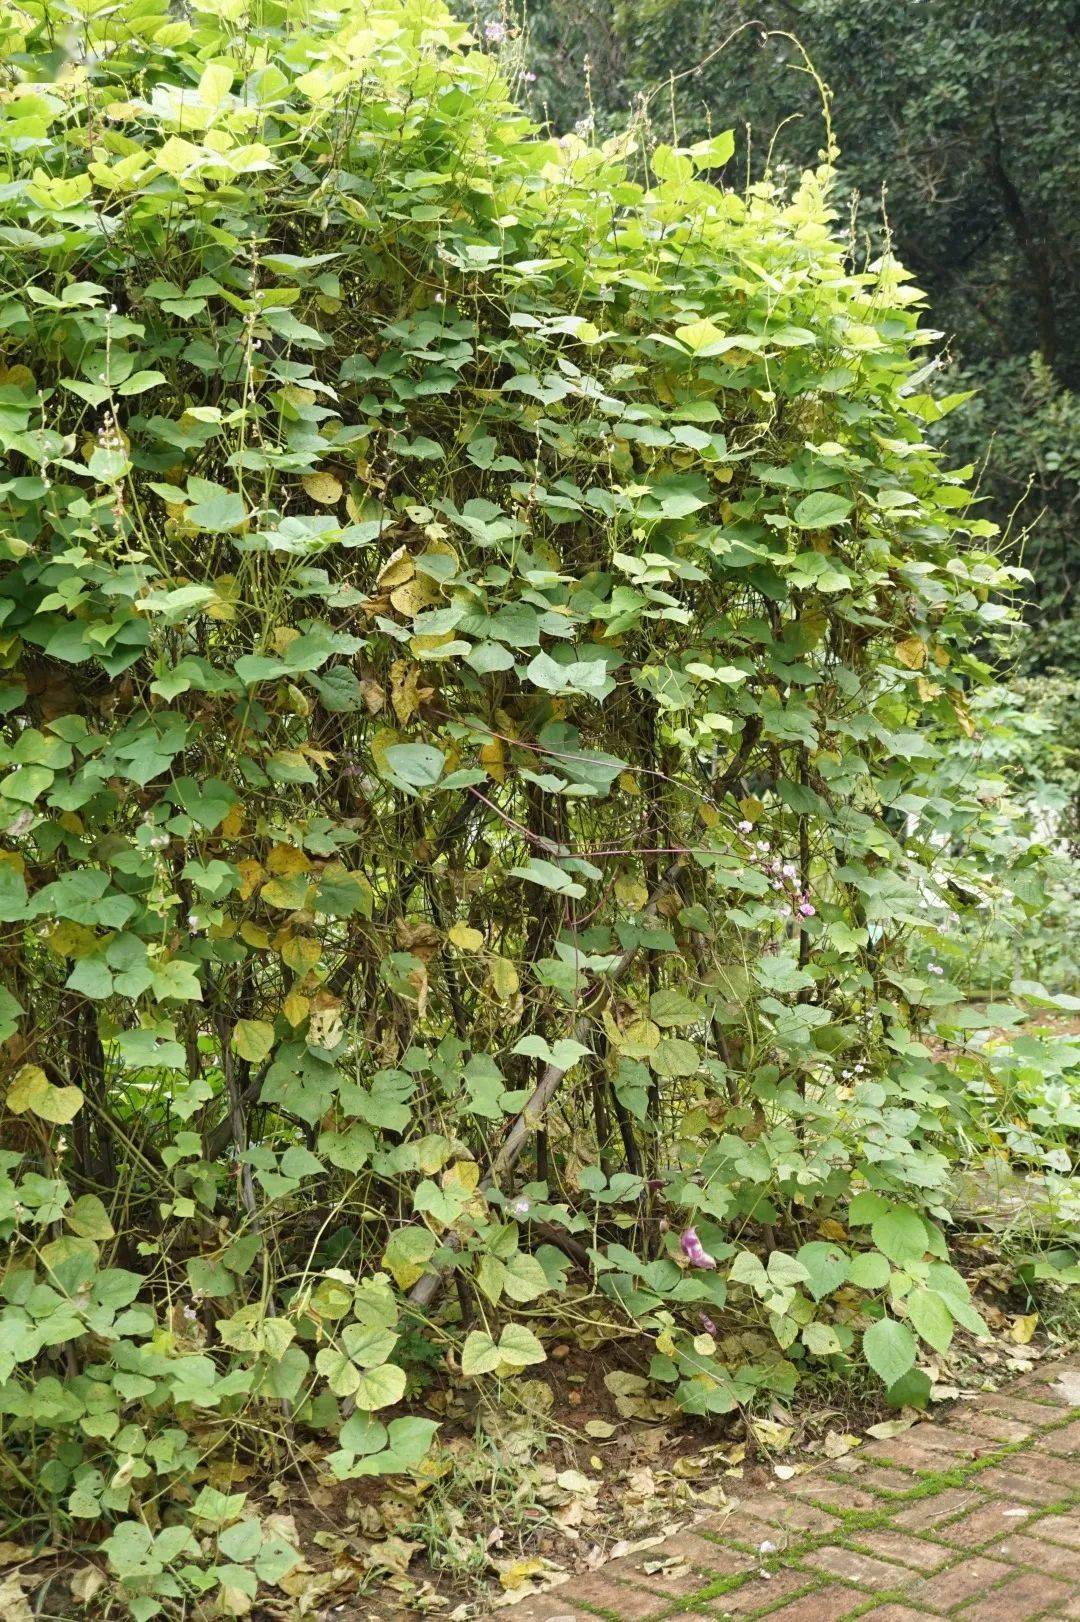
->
0;1573;32;1622
865;1416;915;1440
70;1565;107;1605
1010;1313;1038;1345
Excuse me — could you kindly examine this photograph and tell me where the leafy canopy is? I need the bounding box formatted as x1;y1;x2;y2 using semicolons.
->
0;0;1035;1612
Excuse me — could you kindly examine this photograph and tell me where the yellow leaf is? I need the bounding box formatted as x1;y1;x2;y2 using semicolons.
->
6;1065;84;1124
239;921;270;949
47;920;98;959
499;1557;544;1592
488;956;519;1001
390;660;427;725
448;922;484;951
390;576;437;618
614;869;648;910
260;877;310;910
302;471;343;506
282;991;310;1027
36;1085;84;1125
237;859;265;900
233;1019;275;1064
894;637;927;671
266;842;310;877
442;1160;480;1199
220;802;245;839
1011;1313;1038;1345
949;690;976;738
479;736;506;783
6;1064;48;1114
281;936;321;975
376;546;414;589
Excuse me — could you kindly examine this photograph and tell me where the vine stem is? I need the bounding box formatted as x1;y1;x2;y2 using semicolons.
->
407;857;686;1314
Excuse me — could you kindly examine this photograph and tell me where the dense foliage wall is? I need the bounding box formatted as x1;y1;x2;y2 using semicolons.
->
0;0;1053;1614
520;0;1080;656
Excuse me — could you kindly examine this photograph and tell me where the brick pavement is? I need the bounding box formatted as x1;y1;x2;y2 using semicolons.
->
502;1359;1080;1622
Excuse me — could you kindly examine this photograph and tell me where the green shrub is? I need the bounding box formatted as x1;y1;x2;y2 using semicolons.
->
0;0;1038;1612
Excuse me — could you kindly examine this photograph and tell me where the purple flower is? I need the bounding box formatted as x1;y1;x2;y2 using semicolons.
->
700;1313;718;1335
484;18;506;42
680;1227;717;1270
798;900;816;918
738;819;753;833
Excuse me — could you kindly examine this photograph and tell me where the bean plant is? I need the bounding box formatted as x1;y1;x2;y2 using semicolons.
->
0;0;1054;1614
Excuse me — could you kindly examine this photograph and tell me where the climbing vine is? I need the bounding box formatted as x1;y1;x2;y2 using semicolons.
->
0;0;1047;1613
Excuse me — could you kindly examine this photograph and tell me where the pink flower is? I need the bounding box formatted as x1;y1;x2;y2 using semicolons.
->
680;1227;717;1269
798;900;815;918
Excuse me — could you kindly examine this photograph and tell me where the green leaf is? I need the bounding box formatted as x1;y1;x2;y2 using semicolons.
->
352;1361;407;1411
792;490;853;528
510;858;586;898
907;1287;954;1354
871;1207;928;1267
848;1251;892;1292
385;743;445;788
185;480;246;532
67;1194;115;1240
796;1241;849;1302
863;1316;917;1388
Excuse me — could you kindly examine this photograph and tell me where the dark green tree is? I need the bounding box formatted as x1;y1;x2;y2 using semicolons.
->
519;0;1080;650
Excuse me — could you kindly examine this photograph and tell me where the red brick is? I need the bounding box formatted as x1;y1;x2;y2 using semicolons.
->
1035;1453;1080;1491
975;1466;1069;1505
850;1528;953;1570
804;1544;914;1588
737;1499;840;1539
956;1569;1075;1620
855;1611;930;1622
892;1488;982;1530
984;1394;1063;1425
580;1579;664;1619
965;1411;1033;1444
502;1600;594;1622
1017;1367;1080;1406
1036;1418;1080;1455
696;1567;810;1613
937;1499;1034;1547
1030;1510;1080;1550
615;1530;749;1584
793;1479;879;1512
827;1461;916;1492
994;1532;1080;1577
760;1586;862;1621
908;1554;1014;1610
867;1434;981;1473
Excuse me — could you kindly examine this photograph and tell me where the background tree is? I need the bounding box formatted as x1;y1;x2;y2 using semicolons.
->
520;0;1080;656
